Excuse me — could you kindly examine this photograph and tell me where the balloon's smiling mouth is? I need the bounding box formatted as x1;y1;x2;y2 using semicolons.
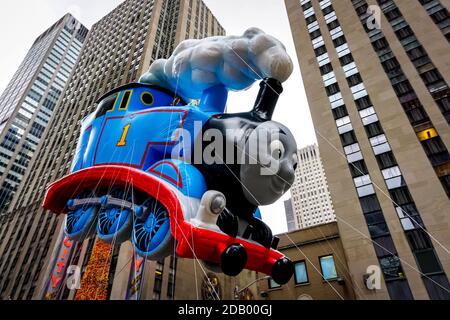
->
271;177;289;195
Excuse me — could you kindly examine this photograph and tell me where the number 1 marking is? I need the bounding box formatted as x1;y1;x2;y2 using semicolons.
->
117;124;131;147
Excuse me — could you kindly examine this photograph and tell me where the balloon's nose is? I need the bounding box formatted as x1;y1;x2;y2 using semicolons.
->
278;160;295;186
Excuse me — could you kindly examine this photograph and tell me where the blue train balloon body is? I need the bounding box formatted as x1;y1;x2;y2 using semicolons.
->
44;79;297;284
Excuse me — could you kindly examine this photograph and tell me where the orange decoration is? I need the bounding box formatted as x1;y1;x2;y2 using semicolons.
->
75;239;113;300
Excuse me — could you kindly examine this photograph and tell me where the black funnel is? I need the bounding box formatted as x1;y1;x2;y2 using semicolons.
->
253;78;283;121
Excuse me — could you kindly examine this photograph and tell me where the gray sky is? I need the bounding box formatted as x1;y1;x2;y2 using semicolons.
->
0;0;316;234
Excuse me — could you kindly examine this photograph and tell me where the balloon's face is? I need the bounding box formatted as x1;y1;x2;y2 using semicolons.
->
240;121;298;206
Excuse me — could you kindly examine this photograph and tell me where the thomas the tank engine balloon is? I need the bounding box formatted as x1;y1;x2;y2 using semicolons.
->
43;28;298;285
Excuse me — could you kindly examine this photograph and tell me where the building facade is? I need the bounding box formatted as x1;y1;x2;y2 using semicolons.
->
288;144;336;230
285;0;450;299
0;14;87;214
258;222;356;300
0;0;225;300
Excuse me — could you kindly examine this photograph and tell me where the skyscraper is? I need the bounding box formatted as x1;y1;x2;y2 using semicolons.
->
284;199;296;232
0;0;225;300
285;0;450;299
288;144;335;230
0;14;87;214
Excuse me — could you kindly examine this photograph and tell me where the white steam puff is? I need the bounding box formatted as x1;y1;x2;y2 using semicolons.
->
139;28;294;100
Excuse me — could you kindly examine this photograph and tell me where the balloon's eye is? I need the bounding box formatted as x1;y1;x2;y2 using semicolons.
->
293;153;299;171
270;140;285;160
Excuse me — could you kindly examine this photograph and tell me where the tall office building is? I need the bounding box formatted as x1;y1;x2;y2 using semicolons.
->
284;199;297;232
0;14;87;214
0;0;225;300
285;0;450;299
288;144;336;229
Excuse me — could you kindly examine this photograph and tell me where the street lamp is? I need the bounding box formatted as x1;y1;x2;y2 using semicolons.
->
233;275;271;300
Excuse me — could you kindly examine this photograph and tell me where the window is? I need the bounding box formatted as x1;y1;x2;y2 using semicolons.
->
140;91;154;106
421;137;450;166
339;53;354;66
354;174;375;197
389;187;413;206
336;116;353;134
393;80;414;96
376;151;397;169
402;99;429;125
370;134;391;155
355;96;372;110
95;93;118;118
340;130;357;146
309;29;322;40
305;14;317;25
322;4;334;15
365;121;384;138
417;128;438;141
440;175;450;197
269;278;281;289
119;90;132;110
395;26;414;40
325;83;340;96
379;255;405;280
319;255;338;280
332;35;346;47
350;160;368;178
302;1;312;11
327;19;340;30
408;230;443;275
344;142;363;162
360;107;378;125
396;203;422;231
347;73;363;87
360;195;381;214
314;45;327;57
294;261;309;284
320;63;333;75
332;105;348;120
366;210;389;238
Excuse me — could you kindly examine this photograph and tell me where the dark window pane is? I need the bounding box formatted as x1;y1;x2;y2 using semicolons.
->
368;222;390;238
340;131;357;146
350;160;368;177
360;195;381;214
332;105;348;120
326;83;340;96
407;229;433;251
315;45;327;57
95;93;118;118
320;63;333;75
355;96;372;110
339;53;354;66
385;280;414;300
415;250;443;274
365;121;384;138
376;152;398;169
120;91;131;109
389;187;413;205
423;274;450;300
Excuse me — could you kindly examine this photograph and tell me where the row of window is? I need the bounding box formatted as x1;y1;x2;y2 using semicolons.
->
302;0;415;299
352;0;450;300
418;0;450;42
353;0;450;200
269;255;338;288
376;0;450;124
